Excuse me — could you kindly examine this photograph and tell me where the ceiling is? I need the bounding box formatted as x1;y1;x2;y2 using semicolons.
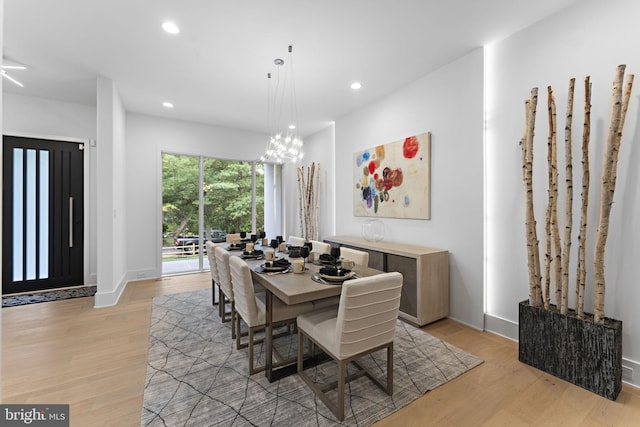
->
3;0;581;137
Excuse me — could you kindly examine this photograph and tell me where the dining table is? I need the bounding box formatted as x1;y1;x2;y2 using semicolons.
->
231;246;383;382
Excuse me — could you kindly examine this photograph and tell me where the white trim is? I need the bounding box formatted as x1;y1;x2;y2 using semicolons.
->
484;314;640;389
93;272;127;308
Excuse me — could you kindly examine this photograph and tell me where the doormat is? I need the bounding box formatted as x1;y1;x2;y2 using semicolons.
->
2;286;97;307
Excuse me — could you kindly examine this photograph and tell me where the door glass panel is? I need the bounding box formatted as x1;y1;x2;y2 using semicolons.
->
39;151;49;279
13;149;24;282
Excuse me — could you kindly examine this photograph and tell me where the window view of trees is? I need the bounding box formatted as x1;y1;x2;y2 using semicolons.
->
162;153;265;274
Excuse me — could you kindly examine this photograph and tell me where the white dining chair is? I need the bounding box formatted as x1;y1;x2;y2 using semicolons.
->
286;235;306;247
309;239;331;255
226;233;241;243
297;272;403;421
229;255;314;375
214;245;236;337
206;241;220;307
339;247;369;268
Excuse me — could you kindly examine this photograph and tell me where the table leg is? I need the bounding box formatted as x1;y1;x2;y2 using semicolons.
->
265;290;274;381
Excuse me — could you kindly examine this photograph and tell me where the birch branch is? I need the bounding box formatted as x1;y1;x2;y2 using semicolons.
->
548;86;562;308
594;65;628;324
560;78;575;315
521;88;543;306
576;76;591;319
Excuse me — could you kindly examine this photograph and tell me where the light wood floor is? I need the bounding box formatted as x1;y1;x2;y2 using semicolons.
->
2;273;639;426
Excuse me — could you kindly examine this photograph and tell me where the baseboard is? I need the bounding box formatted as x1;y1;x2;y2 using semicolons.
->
93;274;128;308
484;313;518;342
484;313;640;389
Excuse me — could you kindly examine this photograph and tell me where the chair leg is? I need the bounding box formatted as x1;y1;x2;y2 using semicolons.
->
387;344;394;394
231;301;236;339
235;315;242;350
218;288;224;319
337;359;346;421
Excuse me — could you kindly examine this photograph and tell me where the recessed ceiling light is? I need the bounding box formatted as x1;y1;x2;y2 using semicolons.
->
162;21;180;34
288;124;296;130
162;102;174;108
350;82;362;90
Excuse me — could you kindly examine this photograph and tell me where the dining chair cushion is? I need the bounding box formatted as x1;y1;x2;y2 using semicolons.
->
206;241;220;284
299;272;402;360
339;247;369;268
229;255;312;328
309;240;331;255
214;245;234;301
287;235;306;247
226;233;241;243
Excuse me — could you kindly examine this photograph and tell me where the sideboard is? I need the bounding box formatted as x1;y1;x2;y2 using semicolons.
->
324;236;449;326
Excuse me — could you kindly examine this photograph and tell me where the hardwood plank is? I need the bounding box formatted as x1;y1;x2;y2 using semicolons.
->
2;272;639;426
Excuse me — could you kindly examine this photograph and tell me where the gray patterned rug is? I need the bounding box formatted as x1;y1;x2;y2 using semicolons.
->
142;289;482;426
2;285;97;307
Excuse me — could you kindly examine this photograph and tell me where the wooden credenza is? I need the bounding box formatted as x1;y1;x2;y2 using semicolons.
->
325;236;449;326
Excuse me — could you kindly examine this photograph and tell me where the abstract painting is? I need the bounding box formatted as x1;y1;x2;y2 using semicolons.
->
353;132;430;219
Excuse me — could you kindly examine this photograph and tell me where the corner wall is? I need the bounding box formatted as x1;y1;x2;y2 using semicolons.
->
124;113;268;279
333;49;485;329
486;0;640;385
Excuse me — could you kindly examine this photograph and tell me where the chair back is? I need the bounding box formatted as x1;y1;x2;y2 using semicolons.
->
309;240;331;255
226;233;241;243
287;235;306;247
339;247;369;268
229;256;261;327
206;241;219;284
335;272;403;359
214;246;234;300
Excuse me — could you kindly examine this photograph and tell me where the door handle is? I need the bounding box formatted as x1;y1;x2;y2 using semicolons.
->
69;197;74;248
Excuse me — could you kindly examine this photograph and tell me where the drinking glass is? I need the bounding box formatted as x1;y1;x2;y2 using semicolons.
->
330;246;341;266
299;246;310;270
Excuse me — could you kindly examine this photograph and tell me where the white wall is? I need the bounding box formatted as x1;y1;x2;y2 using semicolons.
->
283;122;335;241
124;113;268;278
333;49;485;329
94;78;128;307
486;0;640;382
3;93;98;285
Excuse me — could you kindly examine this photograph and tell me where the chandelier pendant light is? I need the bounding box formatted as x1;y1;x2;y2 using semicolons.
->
261;45;304;164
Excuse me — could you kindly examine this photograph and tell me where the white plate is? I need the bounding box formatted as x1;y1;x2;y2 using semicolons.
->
319;271;354;282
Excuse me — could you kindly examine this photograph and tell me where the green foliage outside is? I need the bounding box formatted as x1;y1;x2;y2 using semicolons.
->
162;154;265;245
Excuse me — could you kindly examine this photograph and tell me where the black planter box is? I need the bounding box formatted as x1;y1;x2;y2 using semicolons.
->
518;300;622;400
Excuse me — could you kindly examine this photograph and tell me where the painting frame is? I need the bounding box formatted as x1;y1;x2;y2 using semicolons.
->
353;131;431;220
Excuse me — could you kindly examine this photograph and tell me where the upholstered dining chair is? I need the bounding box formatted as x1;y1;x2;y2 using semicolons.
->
309;239;331;255
339;247;369;268
206;241;220;307
214;245;236;337
229;255;314;375
296;272;403;421
225;233;241;243
286;235;306;247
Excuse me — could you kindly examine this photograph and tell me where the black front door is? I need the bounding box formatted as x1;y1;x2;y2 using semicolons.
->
2;135;84;294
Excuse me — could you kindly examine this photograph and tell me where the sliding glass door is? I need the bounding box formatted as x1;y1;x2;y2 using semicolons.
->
162;153;265;275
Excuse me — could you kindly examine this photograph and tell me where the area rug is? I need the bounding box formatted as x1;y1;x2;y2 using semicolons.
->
2;285;97;307
142;289;482;426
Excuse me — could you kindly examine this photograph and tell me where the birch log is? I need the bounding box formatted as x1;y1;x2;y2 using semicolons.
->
576;76;591;319
521;88;543;306
594;65;633;324
547;86;562;308
560;79;575;315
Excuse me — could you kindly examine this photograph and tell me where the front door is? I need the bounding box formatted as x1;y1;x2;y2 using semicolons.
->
2;135;84;294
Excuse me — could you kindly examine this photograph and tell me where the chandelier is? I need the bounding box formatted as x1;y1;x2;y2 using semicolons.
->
260;45;304;164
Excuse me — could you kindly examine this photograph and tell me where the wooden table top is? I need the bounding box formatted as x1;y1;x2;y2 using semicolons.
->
233;249;382;305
